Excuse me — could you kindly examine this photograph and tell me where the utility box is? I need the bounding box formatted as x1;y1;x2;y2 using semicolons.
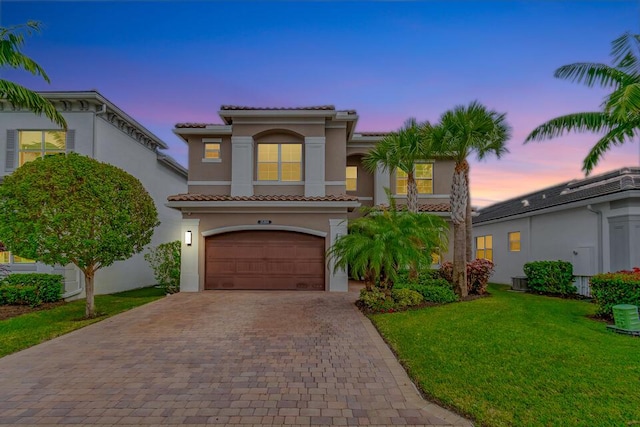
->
512;276;528;291
612;304;640;331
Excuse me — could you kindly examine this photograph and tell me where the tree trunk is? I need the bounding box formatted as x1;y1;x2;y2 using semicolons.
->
83;267;96;318
407;172;418;213
453;221;467;297
466;168;473;263
450;161;469;298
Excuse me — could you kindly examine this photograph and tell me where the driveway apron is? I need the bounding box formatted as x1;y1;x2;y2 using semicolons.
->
0;290;472;426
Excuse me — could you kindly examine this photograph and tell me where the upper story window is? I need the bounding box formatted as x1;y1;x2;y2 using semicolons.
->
19;130;66;166
257;143;302;182
508;231;521;252
202;138;222;162
204;143;221;160
396;163;433;195
346;166;358;191
476;235;493;261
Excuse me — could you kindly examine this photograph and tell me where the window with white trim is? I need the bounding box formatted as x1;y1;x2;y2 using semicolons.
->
257;143;302;181
204;143;221;160
18;130;66;166
395;163;434;195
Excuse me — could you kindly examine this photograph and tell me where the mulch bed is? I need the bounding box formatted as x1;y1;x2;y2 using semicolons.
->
0;301;66;321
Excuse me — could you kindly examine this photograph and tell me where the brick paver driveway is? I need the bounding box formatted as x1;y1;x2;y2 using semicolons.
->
0;289;472;426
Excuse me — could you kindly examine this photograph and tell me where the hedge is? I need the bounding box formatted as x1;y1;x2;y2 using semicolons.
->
0;274;64;306
591;270;640;318
523;260;576;296
395;282;459;304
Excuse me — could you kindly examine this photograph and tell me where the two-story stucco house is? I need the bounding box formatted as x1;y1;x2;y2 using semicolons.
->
169;105;455;293
0;91;187;298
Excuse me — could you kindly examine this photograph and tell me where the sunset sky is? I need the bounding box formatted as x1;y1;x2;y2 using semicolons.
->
1;0;638;206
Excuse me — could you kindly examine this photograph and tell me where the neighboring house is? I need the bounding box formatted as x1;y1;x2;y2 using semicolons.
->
473;167;640;294
169;105;455;292
0;91;187;298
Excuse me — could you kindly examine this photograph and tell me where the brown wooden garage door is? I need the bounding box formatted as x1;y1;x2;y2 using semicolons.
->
205;231;325;290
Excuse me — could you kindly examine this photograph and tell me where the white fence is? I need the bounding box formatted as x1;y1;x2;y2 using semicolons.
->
573;276;592;297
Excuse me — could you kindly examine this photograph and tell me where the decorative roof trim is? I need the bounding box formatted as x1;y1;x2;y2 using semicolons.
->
220;105;337;111
26;91;169;150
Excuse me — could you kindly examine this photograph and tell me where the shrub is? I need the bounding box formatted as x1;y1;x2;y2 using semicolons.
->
359;287;395;312
591;270;640;318
144;241;181;294
391;288;424;308
467;259;495;295
396;282;459;304
440;259;495;295
398;268;446;285
523;261;576;296
0;273;63;306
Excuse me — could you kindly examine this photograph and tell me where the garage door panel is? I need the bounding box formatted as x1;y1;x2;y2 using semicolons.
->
294;262;325;275
209;261;236;274
205;231;325;290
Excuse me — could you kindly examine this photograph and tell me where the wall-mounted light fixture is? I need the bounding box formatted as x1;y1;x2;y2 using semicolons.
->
185;230;192;246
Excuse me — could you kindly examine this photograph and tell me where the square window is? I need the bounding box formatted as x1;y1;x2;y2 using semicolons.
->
395;163;433;195
475;235;493;261
257;143;302;182
18;130;66;166
204;143;220;159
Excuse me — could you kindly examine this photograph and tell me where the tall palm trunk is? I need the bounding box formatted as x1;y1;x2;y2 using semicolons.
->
451;160;469;297
406;172;418;213
465;168;473;262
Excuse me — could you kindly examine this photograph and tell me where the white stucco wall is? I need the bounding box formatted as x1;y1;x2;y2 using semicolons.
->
0;108;186;296
92;117;186;294
474;205;600;285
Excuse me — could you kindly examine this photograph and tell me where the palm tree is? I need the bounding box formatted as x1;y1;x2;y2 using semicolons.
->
0;21;66;129
431;101;511;297
327;204;448;294
362;118;432;212
525;32;640;175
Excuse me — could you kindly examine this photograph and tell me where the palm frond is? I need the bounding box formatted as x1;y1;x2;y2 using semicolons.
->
0;79;67;128
554;63;633;88
432;100;511;162
582;124;638;175
611;32;640;75
604;82;640;120
525;111;611;142
0;21;50;81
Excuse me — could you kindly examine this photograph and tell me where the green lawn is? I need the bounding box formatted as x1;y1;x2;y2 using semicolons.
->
0;286;165;358
371;284;640;427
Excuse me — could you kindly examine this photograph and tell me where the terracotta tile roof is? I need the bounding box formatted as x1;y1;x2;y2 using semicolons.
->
359;132;390;137
220;105;336;111
417;203;451;213
376;203;451;213
167;194;359;202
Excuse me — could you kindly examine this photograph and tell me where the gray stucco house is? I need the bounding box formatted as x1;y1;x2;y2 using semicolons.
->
0;91;187;298
473;167;640;294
